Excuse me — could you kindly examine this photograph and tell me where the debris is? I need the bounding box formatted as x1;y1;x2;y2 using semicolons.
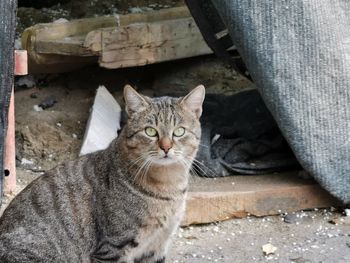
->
329;216;350;225
16;75;36;88
15;38;22;50
30;92;38;98
80;85;121;156
211;134;220;145
345;209;350;217
21;158;34;166
283;214;297;224
262;243;278;255
183;235;198;240
33;105;43;112
39;95;58;109
329;218;343;225
72;133;77;139
128;7;143;13
53;18;68;23
56;122;62;127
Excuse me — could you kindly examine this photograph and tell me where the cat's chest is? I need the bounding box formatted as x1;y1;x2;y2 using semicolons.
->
141;197;185;238
128;198;186;261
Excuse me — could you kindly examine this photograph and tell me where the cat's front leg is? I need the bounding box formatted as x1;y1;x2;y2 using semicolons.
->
154;257;166;263
133;250;166;263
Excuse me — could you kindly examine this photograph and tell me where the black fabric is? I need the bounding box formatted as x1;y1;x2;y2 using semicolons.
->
196;90;300;177
185;0;249;78
0;0;16;204
187;0;350;203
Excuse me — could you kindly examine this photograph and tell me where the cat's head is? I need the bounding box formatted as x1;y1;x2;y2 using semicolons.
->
122;84;205;168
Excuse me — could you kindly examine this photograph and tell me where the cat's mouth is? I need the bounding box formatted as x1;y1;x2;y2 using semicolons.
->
151;154;178;165
160;155;173;161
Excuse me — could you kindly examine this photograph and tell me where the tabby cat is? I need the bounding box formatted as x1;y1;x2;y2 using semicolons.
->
0;84;205;263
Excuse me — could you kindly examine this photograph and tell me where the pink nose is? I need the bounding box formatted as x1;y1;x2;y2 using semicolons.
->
159;138;172;154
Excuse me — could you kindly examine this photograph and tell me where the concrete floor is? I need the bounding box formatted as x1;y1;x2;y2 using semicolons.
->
170;209;350;263
1;169;349;263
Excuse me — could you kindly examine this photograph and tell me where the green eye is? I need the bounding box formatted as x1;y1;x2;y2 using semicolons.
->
173;127;185;137
145;127;157;137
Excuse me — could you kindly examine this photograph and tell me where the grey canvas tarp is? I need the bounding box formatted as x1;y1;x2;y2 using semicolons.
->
187;1;350;204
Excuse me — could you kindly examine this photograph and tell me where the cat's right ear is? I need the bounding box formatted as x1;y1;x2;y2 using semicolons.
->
124;85;149;116
180;85;205;118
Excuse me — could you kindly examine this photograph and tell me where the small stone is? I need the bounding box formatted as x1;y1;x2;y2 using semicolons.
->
128;7;143;13
39;95;58;109
329;216;350;225
30;93;38;98
283;214;297;224
21;158;34;166
33;105;43;112
262;243;277;255
16;75;36;88
53;18;68;23
345;209;350;217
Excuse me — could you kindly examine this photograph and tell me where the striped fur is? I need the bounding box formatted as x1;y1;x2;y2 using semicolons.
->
0;85;205;263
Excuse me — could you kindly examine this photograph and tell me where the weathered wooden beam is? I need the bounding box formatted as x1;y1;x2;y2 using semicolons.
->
96;17;212;68
182;173;340;225
35;36;94;56
23;6;190;43
21;6;213;73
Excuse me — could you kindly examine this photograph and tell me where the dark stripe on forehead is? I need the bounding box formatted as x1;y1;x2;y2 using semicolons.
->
153;113;158;126
150;97;180;126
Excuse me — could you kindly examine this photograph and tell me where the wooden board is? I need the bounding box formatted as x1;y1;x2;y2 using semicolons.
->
97;18;212;68
182;172;340;225
21;6;212;73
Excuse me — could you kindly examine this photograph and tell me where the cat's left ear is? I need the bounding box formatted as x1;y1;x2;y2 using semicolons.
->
180;85;205;118
124;85;149;115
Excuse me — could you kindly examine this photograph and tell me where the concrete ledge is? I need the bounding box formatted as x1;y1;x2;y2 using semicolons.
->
183;172;340;225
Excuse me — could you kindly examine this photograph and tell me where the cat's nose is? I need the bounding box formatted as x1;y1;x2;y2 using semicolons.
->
159;138;173;154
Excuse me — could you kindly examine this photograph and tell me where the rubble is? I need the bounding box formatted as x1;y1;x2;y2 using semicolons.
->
38;95;58;109
262;243;278;255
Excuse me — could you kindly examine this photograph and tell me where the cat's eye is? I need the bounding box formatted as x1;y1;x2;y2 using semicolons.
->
145;127;158;137
173;127;185;137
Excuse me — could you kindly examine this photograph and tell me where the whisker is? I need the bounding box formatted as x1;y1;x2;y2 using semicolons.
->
173;150;215;177
179;158;198;185
186;157;216;178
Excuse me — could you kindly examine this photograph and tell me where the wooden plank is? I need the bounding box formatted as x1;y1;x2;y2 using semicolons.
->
98;17;212;68
35;36;94;57
22;6;190;43
21;6;206;73
182;173;340;226
22;6;191;54
21;16;121;71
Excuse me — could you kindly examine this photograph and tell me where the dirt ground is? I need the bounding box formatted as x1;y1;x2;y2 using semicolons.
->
0;59;347;262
